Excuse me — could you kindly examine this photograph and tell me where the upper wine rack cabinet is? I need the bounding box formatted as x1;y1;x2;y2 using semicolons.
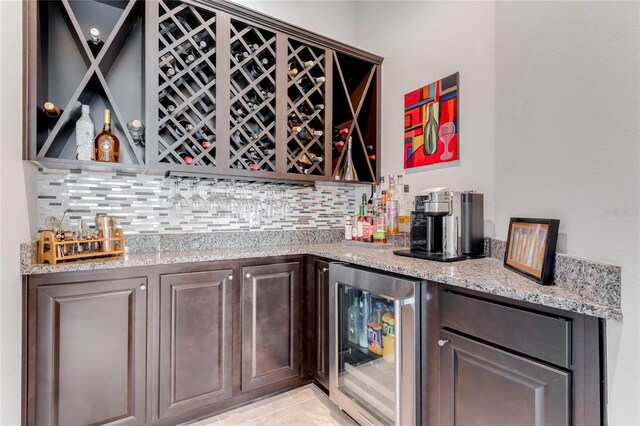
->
26;0;382;183
26;0;146;171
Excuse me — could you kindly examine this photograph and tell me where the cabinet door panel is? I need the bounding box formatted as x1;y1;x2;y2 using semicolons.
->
36;278;147;426
308;259;330;389
159;270;233;419
440;330;570;426
242;262;301;392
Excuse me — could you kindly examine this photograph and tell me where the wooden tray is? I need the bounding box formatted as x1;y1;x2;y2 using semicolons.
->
39;228;125;265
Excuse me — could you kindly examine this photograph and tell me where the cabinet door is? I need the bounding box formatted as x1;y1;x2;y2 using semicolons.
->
307;258;330;389
35;278;147;426
440;330;570;426
241;261;301;392
158;270;233;419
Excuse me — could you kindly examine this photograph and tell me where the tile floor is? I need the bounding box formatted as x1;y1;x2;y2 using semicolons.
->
188;384;358;426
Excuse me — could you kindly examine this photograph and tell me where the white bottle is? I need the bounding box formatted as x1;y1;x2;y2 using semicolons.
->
75;105;94;161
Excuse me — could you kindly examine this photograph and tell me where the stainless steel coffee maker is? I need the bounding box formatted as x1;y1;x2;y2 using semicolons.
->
394;187;485;262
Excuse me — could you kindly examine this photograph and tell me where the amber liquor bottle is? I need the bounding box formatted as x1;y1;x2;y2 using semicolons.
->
94;109;120;163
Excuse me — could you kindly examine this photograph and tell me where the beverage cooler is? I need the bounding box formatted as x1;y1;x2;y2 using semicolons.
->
329;263;421;426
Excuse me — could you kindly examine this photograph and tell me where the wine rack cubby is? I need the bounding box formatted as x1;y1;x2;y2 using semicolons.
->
27;0;145;171
27;0;382;183
228;19;277;174
156;0;218;170
286;40;328;177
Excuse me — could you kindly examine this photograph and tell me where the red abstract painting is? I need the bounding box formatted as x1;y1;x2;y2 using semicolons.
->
403;73;459;169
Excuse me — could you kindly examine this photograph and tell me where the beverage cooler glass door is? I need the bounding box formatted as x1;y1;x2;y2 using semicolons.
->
328;263;420;426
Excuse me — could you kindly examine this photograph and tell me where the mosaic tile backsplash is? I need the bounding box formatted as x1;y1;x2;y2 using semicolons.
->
37;169;356;234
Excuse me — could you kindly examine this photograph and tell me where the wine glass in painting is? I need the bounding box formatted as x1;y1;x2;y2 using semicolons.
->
439;122;456;161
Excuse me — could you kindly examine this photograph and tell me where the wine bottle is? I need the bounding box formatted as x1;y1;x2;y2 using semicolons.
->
160;98;176;114
303;60;314;69
175;147;193;165
87;28;104;57
298;75;325;90
288;60;300;76
368;154;376;161
366;144;374;151
161;63;176;78
43;102;63;129
75;105;94;161
182;50;196;65
94;109;120;163
178;119;194;134
249;43;259;51
298;103;324;116
232;48;249;63
247;63;264;79
127;119;145;145
296;128;323;141
288;113;303;129
197;40;209;53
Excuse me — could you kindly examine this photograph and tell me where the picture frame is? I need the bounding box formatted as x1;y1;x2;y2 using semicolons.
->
503;218;560;285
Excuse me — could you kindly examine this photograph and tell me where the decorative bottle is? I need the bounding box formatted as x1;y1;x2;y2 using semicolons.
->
341;136;358;181
94;109;120;163
75;105;94;161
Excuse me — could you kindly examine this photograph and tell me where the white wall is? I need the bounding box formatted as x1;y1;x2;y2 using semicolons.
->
231;0;360;47
492;2;640;424
354;1;497;235
0;0;38;424
354;1;640;424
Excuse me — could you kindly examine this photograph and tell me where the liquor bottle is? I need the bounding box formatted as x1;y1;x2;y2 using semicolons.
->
126;119;145;145
339;137;358;181
363;194;373;243
87;28;104;57
43;102;63;129
175;147;193;165
398;181;411;233
386;174;399;235
344;215;352;240
356;203;365;241
348;296;360;344
373;199;388;244
94;109;120;163
75;105;94;161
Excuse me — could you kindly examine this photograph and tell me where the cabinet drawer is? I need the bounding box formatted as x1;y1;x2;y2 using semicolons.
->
440;290;571;367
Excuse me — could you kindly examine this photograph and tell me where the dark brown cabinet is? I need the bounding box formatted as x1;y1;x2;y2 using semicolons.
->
426;285;604;426
30;276;147;426
305;257;330;390
157;269;234;419
439;330;570;425
241;261;301;392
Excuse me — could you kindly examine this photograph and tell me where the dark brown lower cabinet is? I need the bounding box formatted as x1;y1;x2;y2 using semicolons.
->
306;257;330;390
241;261;301;392
31;276;147;426
439;330;570;425
157;269;234;419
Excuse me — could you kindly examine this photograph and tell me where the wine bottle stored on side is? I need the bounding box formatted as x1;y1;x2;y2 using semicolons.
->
94;109;120;163
127;119;145;145
88;28;104;57
298;75;326;90
175;147;193;165
43;102;63;129
161;63;176;78
160;98;176;114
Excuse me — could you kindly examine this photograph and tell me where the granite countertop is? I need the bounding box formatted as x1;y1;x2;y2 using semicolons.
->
21;241;622;321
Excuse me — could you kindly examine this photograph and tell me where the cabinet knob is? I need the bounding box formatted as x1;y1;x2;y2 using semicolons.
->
245;273;251;278
322;268;329;272
139;284;146;291
228;275;233;280
437;339;450;347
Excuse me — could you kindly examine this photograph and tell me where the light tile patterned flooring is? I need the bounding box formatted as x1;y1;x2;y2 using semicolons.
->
188;384;358;426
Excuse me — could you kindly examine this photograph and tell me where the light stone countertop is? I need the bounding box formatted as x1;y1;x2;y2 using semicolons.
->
21;241;622;320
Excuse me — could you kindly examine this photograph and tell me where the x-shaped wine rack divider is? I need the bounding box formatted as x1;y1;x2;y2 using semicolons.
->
332;52;377;182
286;41;326;175
157;0;218;166
37;0;144;165
228;21;277;172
